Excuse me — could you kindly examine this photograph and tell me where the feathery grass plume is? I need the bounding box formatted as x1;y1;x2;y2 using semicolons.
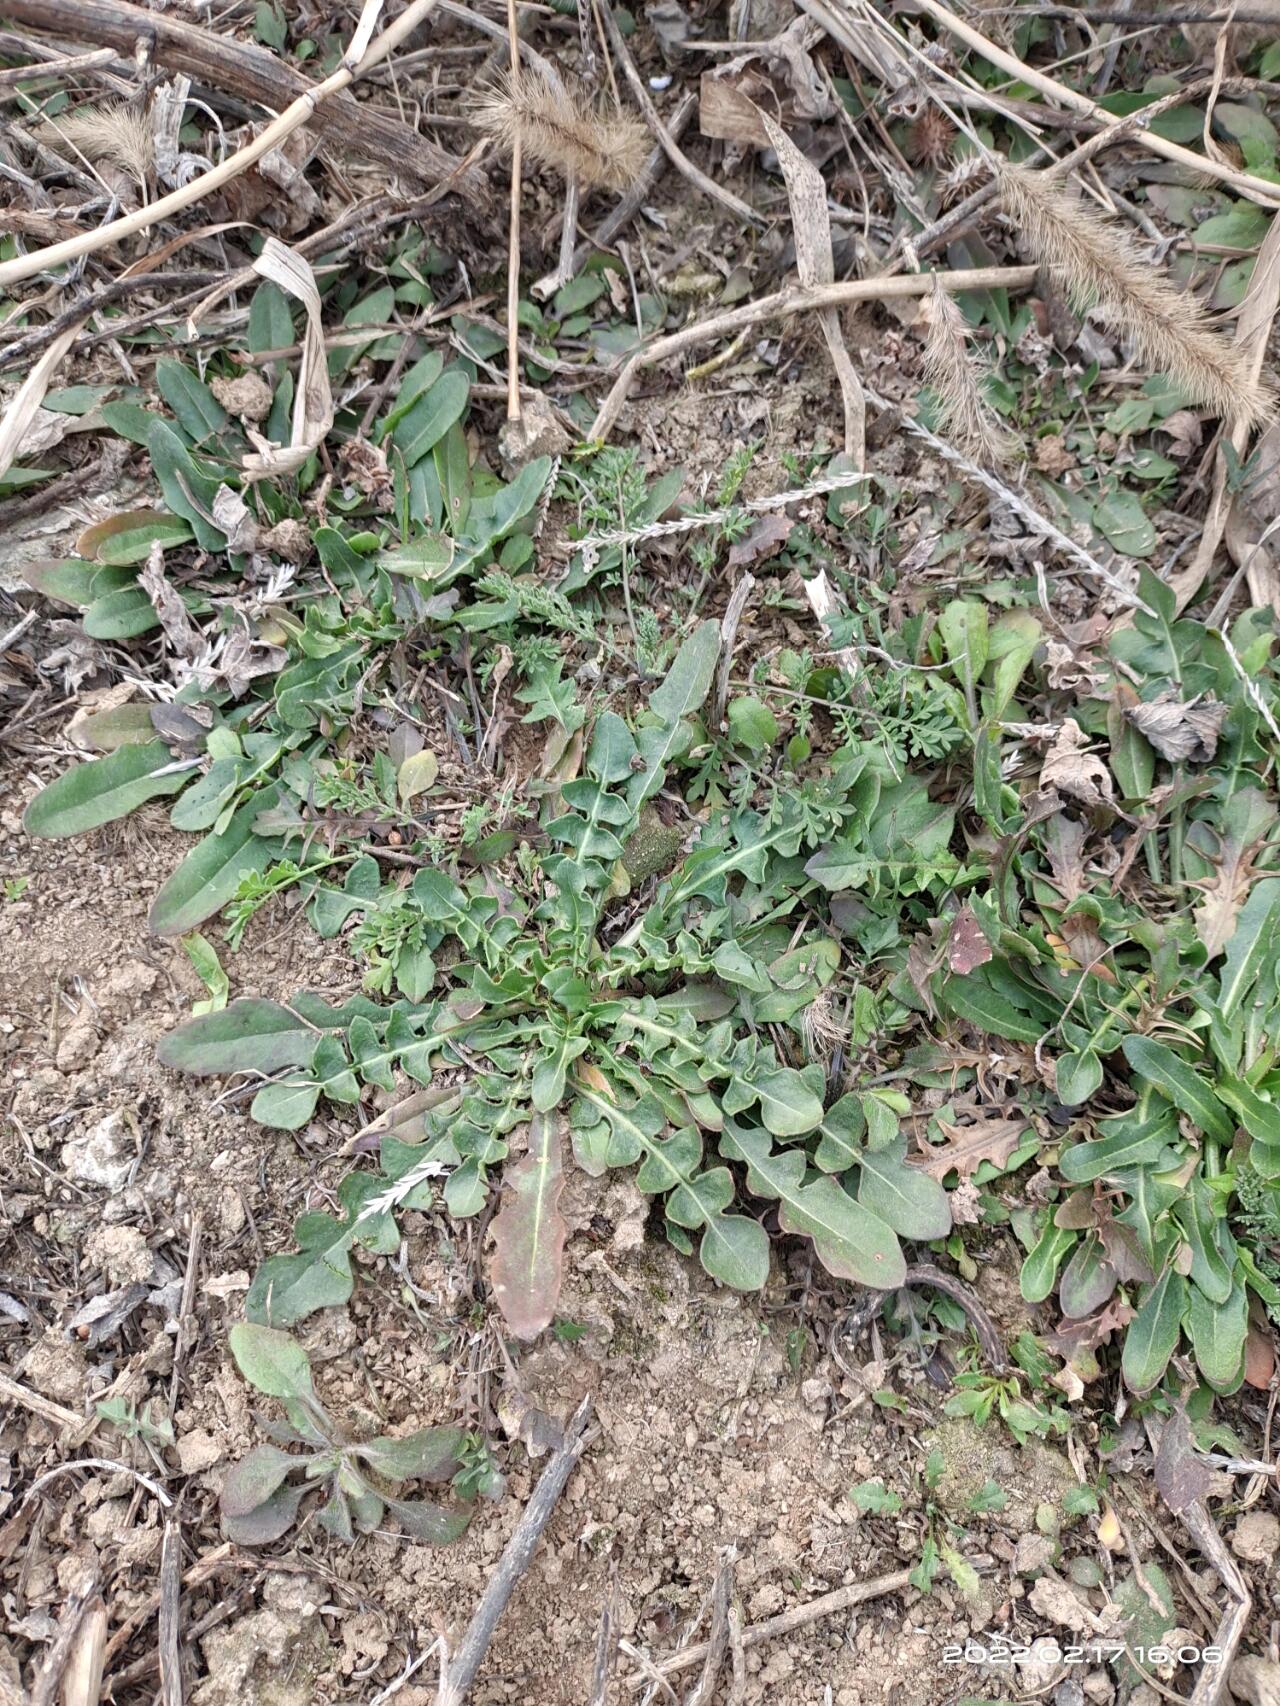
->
42;103;154;187
998;161;1269;428
471;67;649;192
922;277;1019;465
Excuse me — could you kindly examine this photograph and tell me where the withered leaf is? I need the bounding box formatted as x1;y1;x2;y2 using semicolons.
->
488;1113;567;1341
1042;812;1087;905
947;904;992;976
727;513;793;568
140;542;201;659
1040;718;1114;809
912;1115;1028;1181
1153;1407;1213;1515
1125;692;1228;765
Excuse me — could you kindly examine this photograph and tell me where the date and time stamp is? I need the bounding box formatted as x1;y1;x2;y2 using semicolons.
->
942;1640;1223;1668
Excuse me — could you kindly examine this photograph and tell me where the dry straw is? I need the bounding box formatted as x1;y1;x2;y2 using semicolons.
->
999;161;1270;428
922;277;1018;465
472;67;649;192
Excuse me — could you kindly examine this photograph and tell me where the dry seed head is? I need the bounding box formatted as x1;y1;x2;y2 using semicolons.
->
470;68;649;191
922;277;1020;466
41;102;154;187
998;161;1270;429
907;106;956;169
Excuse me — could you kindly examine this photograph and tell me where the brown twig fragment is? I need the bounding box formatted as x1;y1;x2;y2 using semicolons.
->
0;0;447;288
622;1568;918;1691
437;1395;594;1706
0;0;479;196
587;264;1038;442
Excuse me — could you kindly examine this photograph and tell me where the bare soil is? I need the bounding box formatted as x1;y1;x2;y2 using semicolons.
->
0;771;1123;1705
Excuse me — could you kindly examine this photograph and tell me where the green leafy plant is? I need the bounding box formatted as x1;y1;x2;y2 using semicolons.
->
159;625;958;1337
221;1324;498;1544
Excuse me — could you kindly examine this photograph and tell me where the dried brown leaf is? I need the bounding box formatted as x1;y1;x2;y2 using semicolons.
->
1125;692;1228;764
913;1115;1027;1181
488;1114;567;1340
242;239;333;481
727;513;793;567
140;543;201;659
1040;718;1114;809
947;904;992;976
759;111;865;471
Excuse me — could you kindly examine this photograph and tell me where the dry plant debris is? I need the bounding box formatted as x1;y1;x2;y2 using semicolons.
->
3;1;1280;1704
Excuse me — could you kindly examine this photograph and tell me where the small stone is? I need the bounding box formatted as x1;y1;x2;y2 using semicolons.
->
19;1329;86;1404
499;394;570;469
56;1019;99;1073
1014;1533;1056;1577
211;371;273;422
1231;1511;1280;1565
62;1112;132;1190
1229;1655;1280;1706
1016;1637;1064;1694
261;518;313;564
1081;1673;1114;1704
85;1224;152;1285
177;1428;223;1475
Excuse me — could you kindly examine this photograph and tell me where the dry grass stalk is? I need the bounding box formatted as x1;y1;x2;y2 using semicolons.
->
999;162;1270;428
42;102;154;186
471;66;648;191
922;277;1018;465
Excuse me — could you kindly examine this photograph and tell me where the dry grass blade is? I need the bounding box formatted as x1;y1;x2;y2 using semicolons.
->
0;319;85;483
758;112;865;469
999;162;1269;428
471;68;648;191
912;0;1280;210
1171;207;1280;612
922;277;1018;465
241;239;333;479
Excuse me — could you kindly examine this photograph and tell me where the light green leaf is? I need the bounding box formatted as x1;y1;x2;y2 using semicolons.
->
158;997;321;1076
149;788;286;936
1121;1267;1185;1394
229;1323;315;1400
24;743;189;839
1121;1036;1233;1144
856;1138;951;1240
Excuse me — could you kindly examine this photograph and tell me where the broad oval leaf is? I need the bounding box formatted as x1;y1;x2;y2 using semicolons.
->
228;1322;315;1400
158;998;321;1077
697;1213;770;1290
357;1426;466;1484
1058;1234;1118;1319
83;584;162;640
390;368;469;466
76;509;193;566
222;1480;306;1545
1186;1279;1247;1392
24;742;189;839
1121;1267;1185;1394
1020;1223;1076;1304
221;1444;300;1518
148;787;286;935
857;1138;951;1240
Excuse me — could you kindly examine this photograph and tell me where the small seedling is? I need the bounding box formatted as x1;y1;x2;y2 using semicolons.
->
221;1324;497;1545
